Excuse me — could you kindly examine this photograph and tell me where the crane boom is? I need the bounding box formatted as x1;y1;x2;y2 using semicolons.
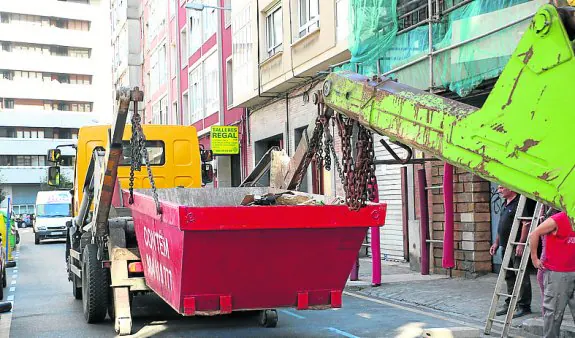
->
322;4;575;222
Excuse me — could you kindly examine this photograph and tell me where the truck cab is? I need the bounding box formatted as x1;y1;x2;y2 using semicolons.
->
34;191;72;244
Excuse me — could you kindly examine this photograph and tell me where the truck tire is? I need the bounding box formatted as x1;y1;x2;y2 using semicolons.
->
34;234;40;245
82;244;108;323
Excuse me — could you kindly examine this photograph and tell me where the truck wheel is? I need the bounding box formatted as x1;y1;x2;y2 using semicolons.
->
34;234;40;245
2;269;6;288
82;244;108;323
258;309;278;328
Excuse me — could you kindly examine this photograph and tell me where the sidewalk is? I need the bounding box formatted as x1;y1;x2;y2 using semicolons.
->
345;258;575;337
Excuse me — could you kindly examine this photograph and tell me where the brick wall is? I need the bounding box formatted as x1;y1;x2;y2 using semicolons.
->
430;162;493;277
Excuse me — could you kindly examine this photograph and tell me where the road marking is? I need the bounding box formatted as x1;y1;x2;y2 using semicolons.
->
279;309;305;319
10;281;15;285
11;275;16;279
9;287;14;292
327;327;360;338
12;270;17;274
344;291;484;330
6;296;13;302
357;312;372;319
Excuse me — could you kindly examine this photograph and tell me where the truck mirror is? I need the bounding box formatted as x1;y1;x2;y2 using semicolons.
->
202;163;214;184
200;149;213;163
47;166;61;187
47;149;61;164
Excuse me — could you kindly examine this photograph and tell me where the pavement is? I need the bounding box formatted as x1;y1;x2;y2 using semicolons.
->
4;229;486;337
347;257;575;337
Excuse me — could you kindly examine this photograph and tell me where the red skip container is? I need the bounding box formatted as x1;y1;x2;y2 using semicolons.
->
124;187;386;316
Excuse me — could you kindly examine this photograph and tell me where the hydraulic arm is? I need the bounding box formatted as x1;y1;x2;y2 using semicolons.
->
322;5;575;221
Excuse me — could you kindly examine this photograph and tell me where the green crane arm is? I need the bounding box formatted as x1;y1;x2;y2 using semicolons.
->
322;4;575;222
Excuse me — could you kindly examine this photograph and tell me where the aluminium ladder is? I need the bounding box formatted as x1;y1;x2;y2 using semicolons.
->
484;195;544;337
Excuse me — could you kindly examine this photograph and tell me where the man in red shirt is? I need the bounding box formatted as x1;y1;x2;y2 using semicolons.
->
529;211;575;337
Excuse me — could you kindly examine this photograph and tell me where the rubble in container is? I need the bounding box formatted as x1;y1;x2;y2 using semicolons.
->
240;191;346;206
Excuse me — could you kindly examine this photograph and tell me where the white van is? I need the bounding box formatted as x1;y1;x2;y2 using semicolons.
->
34;191;72;245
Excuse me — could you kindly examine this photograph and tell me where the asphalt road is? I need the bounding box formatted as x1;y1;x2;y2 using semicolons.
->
6;229;479;337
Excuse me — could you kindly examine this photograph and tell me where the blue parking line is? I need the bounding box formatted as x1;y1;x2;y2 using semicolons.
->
279;309;305;319
327;327;360;338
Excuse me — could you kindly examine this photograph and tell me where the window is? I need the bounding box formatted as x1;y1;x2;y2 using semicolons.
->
159;43;167;86
189;10;202;55
172;101;179;125
170;0;177;17
150;48;159;93
4;98;13;109
298;0;319;38
69;48;90;58
224;0;232;27
180;28;188;65
232;5;253;102
1;70;13;80
160;96;168;125
204;52;219;116
147;0;167;42
170;30;177;75
226;58;233;107
202;0;218;41
182;92;190;125
152;101;161;124
120;140;165;165
189;66;203;123
265;6;283;58
336;0;349;42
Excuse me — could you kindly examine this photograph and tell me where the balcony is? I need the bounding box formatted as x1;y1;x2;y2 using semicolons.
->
0;51;93;75
0;1;93;22
0;79;94;102
0;166;74;184
0;23;93;49
0;138;78;156
0;110;98;128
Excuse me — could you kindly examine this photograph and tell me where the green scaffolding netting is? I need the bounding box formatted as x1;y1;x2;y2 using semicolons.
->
340;0;543;97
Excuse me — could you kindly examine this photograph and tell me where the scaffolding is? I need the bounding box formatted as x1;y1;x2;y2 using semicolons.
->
337;0;541;97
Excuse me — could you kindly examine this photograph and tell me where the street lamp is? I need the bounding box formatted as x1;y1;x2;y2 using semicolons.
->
185;3;231;11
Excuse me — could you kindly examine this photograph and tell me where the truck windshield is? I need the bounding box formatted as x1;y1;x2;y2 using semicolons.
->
36;204;71;218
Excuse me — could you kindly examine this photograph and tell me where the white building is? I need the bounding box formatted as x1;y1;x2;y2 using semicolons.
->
0;0;112;214
110;0;142;116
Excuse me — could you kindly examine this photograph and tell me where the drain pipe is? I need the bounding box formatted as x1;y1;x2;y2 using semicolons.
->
442;163;455;275
417;168;430;275
369;176;381;286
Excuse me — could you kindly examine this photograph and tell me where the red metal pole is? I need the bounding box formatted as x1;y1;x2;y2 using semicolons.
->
370;177;381;286
442;163;455;269
417;168;430;275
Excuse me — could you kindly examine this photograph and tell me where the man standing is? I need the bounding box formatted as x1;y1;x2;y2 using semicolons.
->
529;211;575;337
489;185;534;318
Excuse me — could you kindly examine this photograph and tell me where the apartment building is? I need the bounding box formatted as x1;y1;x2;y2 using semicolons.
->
111;0;143;116
229;0;409;261
179;0;246;187
0;0;110;213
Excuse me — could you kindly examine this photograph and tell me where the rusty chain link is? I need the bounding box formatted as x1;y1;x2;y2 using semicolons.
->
302;91;376;210
128;100;162;215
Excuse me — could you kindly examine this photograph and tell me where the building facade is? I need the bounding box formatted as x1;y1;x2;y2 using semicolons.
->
0;0;111;213
111;0;143;116
129;0;246;187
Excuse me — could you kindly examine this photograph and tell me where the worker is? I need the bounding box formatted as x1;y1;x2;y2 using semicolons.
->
529;211;575;337
489;185;535;318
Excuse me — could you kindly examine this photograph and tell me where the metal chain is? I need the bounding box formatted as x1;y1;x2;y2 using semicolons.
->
128;101;162;215
302;91;376;211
